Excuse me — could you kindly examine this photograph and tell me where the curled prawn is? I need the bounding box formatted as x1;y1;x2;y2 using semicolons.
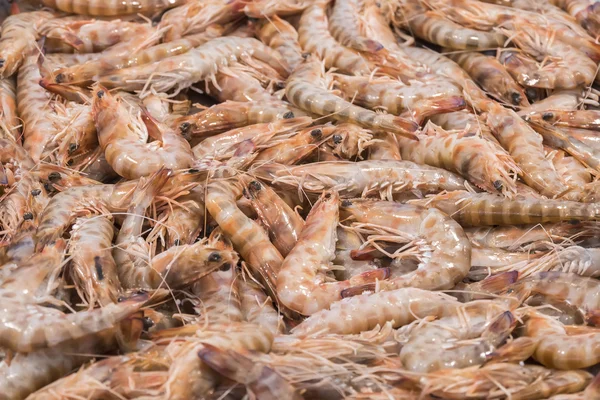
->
92;86;193;179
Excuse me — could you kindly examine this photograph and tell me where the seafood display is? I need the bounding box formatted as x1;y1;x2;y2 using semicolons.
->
4;0;600;399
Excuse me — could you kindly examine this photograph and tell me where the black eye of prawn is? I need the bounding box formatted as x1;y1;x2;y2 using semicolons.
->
96;90;105;99
208;252;222;262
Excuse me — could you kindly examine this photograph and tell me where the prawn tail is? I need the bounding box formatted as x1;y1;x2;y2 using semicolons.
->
197;344;252;382
471;271;519;296
131;168;172;208
485;336;539;364
482;311;516;346
340;268;392;298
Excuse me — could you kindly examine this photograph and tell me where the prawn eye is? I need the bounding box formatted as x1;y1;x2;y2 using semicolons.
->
31;189;41;196
55;73;65;84
66;159;74;166
510;92;521;105
208;252;222;262
493;180;503;192
323;192;332;199
0;59;4;68
341;199;353;207
301;52;310;59
23;212;33;220
542;112;553;121
48;172;62;182
283;111;295;119
173;239;181;246
180;122;191;133
219;263;231;271
310;129;322;139
142;316;155;331
68;143;78;153
96;90;105;99
249;181;262;191
332;134;343;144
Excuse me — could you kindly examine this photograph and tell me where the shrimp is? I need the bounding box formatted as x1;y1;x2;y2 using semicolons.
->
285;57;418;139
513;272;600;324
97;37;289;94
523;310;600;369
178;100;298;140
0;290;145;353
256;16;303;71
410;190;600;226
68;216;120;307
297;4;371;75
396;122;519;196
199;344;302;400
246;179;304;257
292;287;462;336
324;123;374;160
467;81;570;197
208;65;283;104
0;10;53;78
331;73;466;122
46;27;225;86
400;305;515;372
114;172;236;290
158;0;243;42
39;18;154;54
276;191;389;315
205;176;287;316
17;52;60;162
0;78;18;141
239;279;283;335
254;125;336;165
0;328;119;400
448;50;530;107
411;362;591;399
500;22;597;88
261;160;466;199
340;200;471;294
398;2;506;50
429;110;499;144
329;0;383;53
530;109;600;131
40;0;185;16
192;117;312;162
92;87;193;179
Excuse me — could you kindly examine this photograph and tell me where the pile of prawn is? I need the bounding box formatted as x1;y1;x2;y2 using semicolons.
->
4;0;600;398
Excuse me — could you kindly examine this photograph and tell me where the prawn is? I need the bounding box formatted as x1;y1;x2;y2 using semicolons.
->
331;73;466;122
0;290;145;353
340;199;471;294
254;125;336;165
285;56;418;139
297;4;371;75
68;216;120;307
292;287;462;336
97;37;289;94
0;78;18;141
410;190;600;226
40;0;185;16
400;304;515;372
246;179;304;257
239;278;283;335
467;81;570;197
396;122;519;196
260;160;466;199
0;10;54;78
448;50;529;107
550;0;600;39
192;261;243;325
276;191;389;315
329;0;383;53
523;309;600;369
92;86;193;179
